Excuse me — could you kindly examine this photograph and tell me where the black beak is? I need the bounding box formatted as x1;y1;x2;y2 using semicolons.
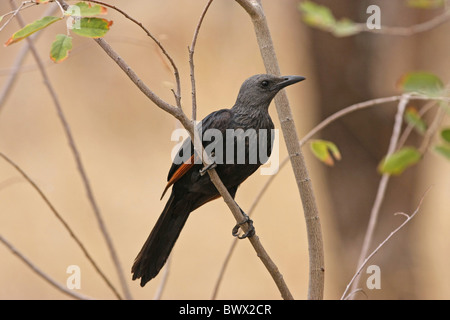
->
277;75;306;89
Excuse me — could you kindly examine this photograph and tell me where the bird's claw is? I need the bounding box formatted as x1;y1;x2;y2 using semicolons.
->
199;162;217;176
232;212;255;239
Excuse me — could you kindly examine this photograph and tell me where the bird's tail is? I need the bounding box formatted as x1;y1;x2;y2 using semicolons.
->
132;192;191;287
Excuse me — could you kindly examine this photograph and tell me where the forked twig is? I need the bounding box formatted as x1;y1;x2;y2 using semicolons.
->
341;186;433;300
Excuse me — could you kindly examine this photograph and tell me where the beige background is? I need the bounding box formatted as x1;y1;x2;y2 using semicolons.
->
0;0;449;299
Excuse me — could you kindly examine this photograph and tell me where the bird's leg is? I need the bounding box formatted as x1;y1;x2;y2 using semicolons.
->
232;207;255;239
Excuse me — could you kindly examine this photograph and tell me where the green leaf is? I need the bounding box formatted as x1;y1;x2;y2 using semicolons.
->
310;140;342;166
404;107;427;135
397;71;444;97
70;17;113;38
36;0;51;3
4;16;61;46
65;1;108;17
50;34;73;63
407;0;446;9
441;128;450;144
378;147;421;175
333;18;360;37
434;145;450;160
299;1;336;30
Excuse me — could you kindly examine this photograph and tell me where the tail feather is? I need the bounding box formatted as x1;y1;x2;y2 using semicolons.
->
132;192;191;286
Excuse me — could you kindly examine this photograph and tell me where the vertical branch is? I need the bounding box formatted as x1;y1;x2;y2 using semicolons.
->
189;0;214;120
11;3;132;300
236;0;324;300
349;94;410;296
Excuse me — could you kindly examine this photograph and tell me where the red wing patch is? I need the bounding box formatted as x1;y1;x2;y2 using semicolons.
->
160;154;195;200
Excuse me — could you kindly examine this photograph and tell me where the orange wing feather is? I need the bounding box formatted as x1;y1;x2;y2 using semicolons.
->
160;154;195;200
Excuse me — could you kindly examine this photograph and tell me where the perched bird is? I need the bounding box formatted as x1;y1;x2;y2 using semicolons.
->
132;74;305;286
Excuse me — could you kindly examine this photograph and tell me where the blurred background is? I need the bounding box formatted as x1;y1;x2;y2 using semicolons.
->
0;0;449;300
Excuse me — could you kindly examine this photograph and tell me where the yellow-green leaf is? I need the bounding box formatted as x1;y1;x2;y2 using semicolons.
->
407;0;446;9
310;139;341;166
50;34;73;63
435;145;450;160
70;17;113;38
65;2;108;17
4;16;61;46
441;128;450;144
405;107;427;134
299;1;336;30
378;147;421;175
397;71;444;97
36;0;51;3
333;18;360;37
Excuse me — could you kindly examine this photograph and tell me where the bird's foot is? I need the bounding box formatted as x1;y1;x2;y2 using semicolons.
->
199;162;217;176
232;211;255;239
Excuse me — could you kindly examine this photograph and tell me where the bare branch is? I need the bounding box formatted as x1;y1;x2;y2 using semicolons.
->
358;8;450;36
349;94;411;297
236;0;324;300
341;186;433;300
0;234;94;300
12;3;132;300
189;0;214;120
0;152;123;300
75;0;182;108
0;3;58;112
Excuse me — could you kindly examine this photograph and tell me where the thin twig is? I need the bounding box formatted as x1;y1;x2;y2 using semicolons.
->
0;234;94;300
0;1;35;33
0;152;123;300
357;8;450;36
349;94;411;297
75;0;182;108
341;186;433;300
0;3;58;112
12;2;132;300
189;0;214;120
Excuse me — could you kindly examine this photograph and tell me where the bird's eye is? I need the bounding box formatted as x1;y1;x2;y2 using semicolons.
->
261;80;269;87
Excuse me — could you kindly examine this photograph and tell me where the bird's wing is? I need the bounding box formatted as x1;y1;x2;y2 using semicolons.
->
160;109;233;199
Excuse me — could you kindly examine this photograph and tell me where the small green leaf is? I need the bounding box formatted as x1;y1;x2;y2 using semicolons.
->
299;1;336;30
397;71;444;97
65;2;108;17
434;145;450;160
333;19;360;37
50;34;73;63
407;0;446;9
441;128;450;144
36;0;51;3
310;140;341;166
70;17;113;38
405;107;427;135
4;16;61;46
378;147;421;175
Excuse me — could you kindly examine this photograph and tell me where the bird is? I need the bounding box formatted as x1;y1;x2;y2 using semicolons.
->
132;74;305;287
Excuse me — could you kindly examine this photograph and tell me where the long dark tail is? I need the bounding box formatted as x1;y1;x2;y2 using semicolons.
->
132;192;191;287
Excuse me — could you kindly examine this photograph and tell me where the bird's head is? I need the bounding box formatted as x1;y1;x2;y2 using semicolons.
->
234;74;305;111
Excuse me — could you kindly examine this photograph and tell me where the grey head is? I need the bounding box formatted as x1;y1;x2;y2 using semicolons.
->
233;74;305;112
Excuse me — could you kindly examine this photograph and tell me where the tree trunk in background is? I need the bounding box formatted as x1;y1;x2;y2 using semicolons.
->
302;0;438;299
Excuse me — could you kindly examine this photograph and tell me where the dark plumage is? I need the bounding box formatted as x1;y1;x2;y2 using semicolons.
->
132;74;305;286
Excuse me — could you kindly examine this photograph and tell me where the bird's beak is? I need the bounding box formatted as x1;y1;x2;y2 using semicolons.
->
277;75;306;89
